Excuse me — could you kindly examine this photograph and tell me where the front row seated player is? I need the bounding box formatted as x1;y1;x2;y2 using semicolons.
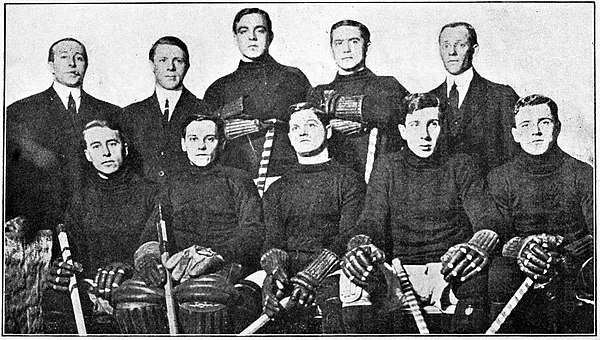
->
116;108;265;333
259;103;365;334
45;119;159;334
341;93;500;334
486;94;594;334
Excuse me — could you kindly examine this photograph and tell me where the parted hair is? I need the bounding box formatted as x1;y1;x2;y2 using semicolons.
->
149;36;190;65
439;22;478;47
330;20;371;46
48;37;88;63
232;8;273;37
513;94;561;127
398;93;445;126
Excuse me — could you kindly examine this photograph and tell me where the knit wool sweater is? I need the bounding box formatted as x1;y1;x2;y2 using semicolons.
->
356;148;488;264
66;165;159;279
204;54;311;177
486;145;593;241
307;68;409;176
140;162;265;271
262;160;366;268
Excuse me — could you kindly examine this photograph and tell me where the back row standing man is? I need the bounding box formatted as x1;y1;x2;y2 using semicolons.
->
430;22;519;175
204;8;311;194
307;20;408;183
122;36;209;184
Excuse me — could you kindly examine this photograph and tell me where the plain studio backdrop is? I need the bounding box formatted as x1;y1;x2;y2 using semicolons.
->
4;2;595;164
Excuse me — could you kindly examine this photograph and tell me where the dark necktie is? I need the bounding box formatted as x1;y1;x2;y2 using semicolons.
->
448;82;459;111
68;93;77;115
162;99;170;128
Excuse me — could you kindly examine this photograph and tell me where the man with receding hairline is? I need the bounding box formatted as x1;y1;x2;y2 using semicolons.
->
6;37;119;233
430;22;519;175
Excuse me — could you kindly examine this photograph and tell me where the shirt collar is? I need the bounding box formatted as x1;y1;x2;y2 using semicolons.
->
52;81;82;110
446;67;474;90
155;86;183;113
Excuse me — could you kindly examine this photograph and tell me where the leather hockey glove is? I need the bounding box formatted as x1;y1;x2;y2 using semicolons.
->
341;234;386;287
441;229;499;282
290;249;340;307
503;233;564;283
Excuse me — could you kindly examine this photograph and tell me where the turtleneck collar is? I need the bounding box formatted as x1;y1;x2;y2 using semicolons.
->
91;163;135;193
238;53;276;70
293;160;333;174
184;159;219;176
333;67;375;83
402;146;443;171
515;143;565;175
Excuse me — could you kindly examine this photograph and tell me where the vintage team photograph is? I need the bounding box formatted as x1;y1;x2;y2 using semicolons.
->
3;1;595;336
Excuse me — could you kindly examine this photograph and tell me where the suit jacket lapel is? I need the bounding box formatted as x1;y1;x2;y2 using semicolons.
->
460;70;487;120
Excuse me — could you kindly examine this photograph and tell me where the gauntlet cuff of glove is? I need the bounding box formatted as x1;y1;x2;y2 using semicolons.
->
218;96;245;120
467;229;499;253
293;249;339;289
333;95;366;122
260;248;289;275
134;241;161;269
347;235;373;250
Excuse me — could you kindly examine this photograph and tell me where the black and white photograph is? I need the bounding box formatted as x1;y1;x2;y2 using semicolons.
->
3;1;596;336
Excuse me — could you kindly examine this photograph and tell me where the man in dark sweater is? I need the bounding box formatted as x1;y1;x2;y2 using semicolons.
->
486;95;593;334
430;22;519;176
204;8;311;186
307;20;409;182
45;119;159;334
121;36;210;184
134;112;265;279
259;103;366;334
6;38;119;234
344;93;499;334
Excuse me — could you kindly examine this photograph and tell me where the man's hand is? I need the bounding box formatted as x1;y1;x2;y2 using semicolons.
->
341;242;385;287
88;262;133;301
135;255;167;287
165;245;225;282
441;229;499;282
503;234;564;283
46;259;82;292
262;269;290;318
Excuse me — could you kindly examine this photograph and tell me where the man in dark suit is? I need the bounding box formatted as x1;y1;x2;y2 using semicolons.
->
6;37;119;233
121;36;209;184
430;22;519;175
204;8;311;192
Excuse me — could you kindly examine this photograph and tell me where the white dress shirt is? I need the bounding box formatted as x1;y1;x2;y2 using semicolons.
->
445;67;474;108
53;82;81;112
155;87;182;122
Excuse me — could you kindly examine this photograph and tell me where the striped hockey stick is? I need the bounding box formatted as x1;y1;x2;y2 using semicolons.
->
391;259;430;334
256;121;276;197
486;277;533;334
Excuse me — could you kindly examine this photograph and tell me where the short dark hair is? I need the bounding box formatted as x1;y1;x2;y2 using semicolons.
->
288;102;331;127
399;93;444;126
82;119;128;154
439;22;478;47
149;36;190;66
48;38;88;63
330;20;371;46
181;113;224;141
232;8;273;37
514;94;561;127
